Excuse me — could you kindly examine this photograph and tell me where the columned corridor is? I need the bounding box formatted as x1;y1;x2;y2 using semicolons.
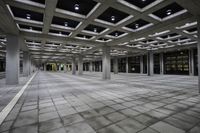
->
0;71;199;133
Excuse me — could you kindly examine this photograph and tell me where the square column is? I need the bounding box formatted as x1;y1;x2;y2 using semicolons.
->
6;35;20;85
140;55;143;74
89;61;93;72
126;57;128;73
59;64;61;72
72;57;76;75
78;55;83;75
23;51;29;76
189;49;194;76
160;53;164;75
147;51;154;76
64;63;67;72
44;63;46;71
197;17;200;93
102;46;111;80
113;57;118;74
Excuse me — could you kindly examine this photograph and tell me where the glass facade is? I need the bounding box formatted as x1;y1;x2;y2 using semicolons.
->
118;58;126;72
164;50;189;75
154;54;160;74
128;56;140;73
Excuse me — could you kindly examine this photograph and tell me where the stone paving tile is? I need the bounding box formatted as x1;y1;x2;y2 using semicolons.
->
105;112;127;122
97;124;126;133
62;114;84;126
86;116;112;130
164;116;194;131
65;122;96;133
39;118;63;133
11;124;38;133
80;109;100;119
14;109;38;128
120;108;140;117
137;127;159;133
150;121;185;133
188;124;200;133
116;118;146;133
0;121;13;132
45;128;67;133
134;114;158;126
39;111;59;122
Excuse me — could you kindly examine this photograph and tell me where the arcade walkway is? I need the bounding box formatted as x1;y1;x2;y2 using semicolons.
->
0;72;200;133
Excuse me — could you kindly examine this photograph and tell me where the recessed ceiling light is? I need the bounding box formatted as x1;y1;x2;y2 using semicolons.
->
94;28;97;33
111;16;115;21
26;14;31;19
64;22;68;27
135;24;139;29
141;0;146;2
74;4;79;11
166;9;172;15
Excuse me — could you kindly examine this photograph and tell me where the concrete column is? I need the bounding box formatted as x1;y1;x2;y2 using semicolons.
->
160;53;164;75
147;51;154;76
72;57;76;75
64;63;67;72
140;55;143;74
99;62;102;72
102;46;111;80
198;17;200;93
78;55;83;75
89;61;92;72
189;49;194;76
44;63;46;71
6;35;20;85
126;57;128;73
113;57;118;74
23;51;29;76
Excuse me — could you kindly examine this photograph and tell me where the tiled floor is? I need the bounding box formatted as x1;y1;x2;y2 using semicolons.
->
0;71;200;133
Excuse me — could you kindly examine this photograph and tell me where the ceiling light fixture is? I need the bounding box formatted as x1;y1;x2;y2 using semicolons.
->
111;16;115;21
135;24;139;29
115;32;118;37
94;28;97;33
64;22;68;27
74;4;79;11
166;9;172;15
141;0;146;2
26;14;31;19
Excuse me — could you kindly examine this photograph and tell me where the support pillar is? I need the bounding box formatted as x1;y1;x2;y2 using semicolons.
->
64;63;67;72
198;17;200;93
23;51;29;76
126;57;128;73
140;55;143;74
44;63;46;71
113;57;118;74
102;46;111;80
6;35;20;85
99;62;102;72
147;51;154;76
89;61;92;72
78;55;83;75
72;57;76;75
160;53;164;75
189;49;194;76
